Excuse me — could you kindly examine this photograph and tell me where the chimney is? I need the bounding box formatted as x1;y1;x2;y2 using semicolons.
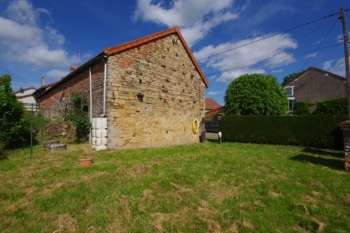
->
41;77;45;87
70;66;78;73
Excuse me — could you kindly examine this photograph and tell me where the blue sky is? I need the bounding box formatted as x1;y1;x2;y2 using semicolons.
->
0;0;349;105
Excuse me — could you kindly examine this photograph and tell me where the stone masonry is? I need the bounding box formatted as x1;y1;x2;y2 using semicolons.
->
38;27;208;150
106;33;206;149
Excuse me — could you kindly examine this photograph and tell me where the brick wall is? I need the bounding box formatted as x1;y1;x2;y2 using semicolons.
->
106;34;206;149
39;61;105;119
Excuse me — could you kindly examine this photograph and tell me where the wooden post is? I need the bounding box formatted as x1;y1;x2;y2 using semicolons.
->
340;7;350;119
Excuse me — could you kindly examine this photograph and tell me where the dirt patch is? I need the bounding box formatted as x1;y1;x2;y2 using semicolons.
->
81;172;108;182
207;180;241;205
151;213;181;233
302;195;317;209
229;220;257;233
312;217;326;233
142;189;154;201
116;164;155;178
120;196;131;219
269;189;283;198
311;191;322;197
54;214;77;232
308;181;325;189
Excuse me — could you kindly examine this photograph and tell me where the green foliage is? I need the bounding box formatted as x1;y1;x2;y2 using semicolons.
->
221;115;346;149
313;98;347;115
224;73;288;116
65;94;91;143
282;72;302;86
295;102;311;115
0;74;31;149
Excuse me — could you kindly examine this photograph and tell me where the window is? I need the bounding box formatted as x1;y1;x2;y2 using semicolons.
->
288;97;296;111
285;86;293;96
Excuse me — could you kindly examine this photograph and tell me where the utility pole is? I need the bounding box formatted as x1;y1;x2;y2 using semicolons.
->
340;7;350;119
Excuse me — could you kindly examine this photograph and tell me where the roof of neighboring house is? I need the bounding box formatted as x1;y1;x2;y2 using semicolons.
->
205;98;222;110
41;81;58;89
13;86;36;94
284;66;345;87
205;106;225;115
32;81;59;97
16;94;35;99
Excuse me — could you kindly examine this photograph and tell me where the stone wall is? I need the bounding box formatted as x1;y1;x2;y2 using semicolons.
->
44;120;76;140
39;61;105;119
106;34;206;149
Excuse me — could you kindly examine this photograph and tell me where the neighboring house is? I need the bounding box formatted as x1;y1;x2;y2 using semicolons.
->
37;26;209;150
14;86;37;111
205;106;225;122
32;78;58;102
283;66;346;111
205;98;221;111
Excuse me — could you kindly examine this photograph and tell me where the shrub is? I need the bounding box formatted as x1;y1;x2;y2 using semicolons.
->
295;102;311;115
224;73;287;116
313;98;347;115
65;94;91;143
220;115;346;149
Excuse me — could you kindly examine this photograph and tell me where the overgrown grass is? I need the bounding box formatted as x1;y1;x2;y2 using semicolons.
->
0;141;349;232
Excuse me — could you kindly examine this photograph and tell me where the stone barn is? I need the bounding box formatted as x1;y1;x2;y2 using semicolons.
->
38;26;209;150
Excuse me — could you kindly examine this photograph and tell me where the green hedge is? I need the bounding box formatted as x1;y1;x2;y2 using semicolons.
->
313;98;347;115
220;115;347;149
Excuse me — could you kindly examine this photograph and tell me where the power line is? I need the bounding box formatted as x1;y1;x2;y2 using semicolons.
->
197;11;341;61
299;17;339;71
215;22;340;71
206;43;342;76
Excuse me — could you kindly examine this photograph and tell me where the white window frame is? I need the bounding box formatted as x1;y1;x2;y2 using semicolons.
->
288;97;295;111
285;86;294;96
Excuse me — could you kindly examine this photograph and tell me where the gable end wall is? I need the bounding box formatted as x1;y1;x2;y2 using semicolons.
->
289;69;346;103
106;34;205;149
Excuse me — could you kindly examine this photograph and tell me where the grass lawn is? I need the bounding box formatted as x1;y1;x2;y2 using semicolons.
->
0;140;349;232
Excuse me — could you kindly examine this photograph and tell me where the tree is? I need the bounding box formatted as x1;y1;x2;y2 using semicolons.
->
224;73;288;116
0;74;30;149
281;72;302;86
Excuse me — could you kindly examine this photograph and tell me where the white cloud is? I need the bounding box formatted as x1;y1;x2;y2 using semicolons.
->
134;0;237;46
304;53;317;58
19;45;70;67
271;69;283;73
0;17;41;44
0;0;75;68
194;33;297;83
323;58;345;77
6;0;48;25
216;68;265;83
323;59;334;70
46;69;68;79
207;91;222;95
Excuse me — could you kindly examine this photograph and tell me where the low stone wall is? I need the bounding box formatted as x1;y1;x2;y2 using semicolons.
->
45;120;76;140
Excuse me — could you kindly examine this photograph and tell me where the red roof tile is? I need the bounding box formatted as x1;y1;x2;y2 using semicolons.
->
205;98;222;110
